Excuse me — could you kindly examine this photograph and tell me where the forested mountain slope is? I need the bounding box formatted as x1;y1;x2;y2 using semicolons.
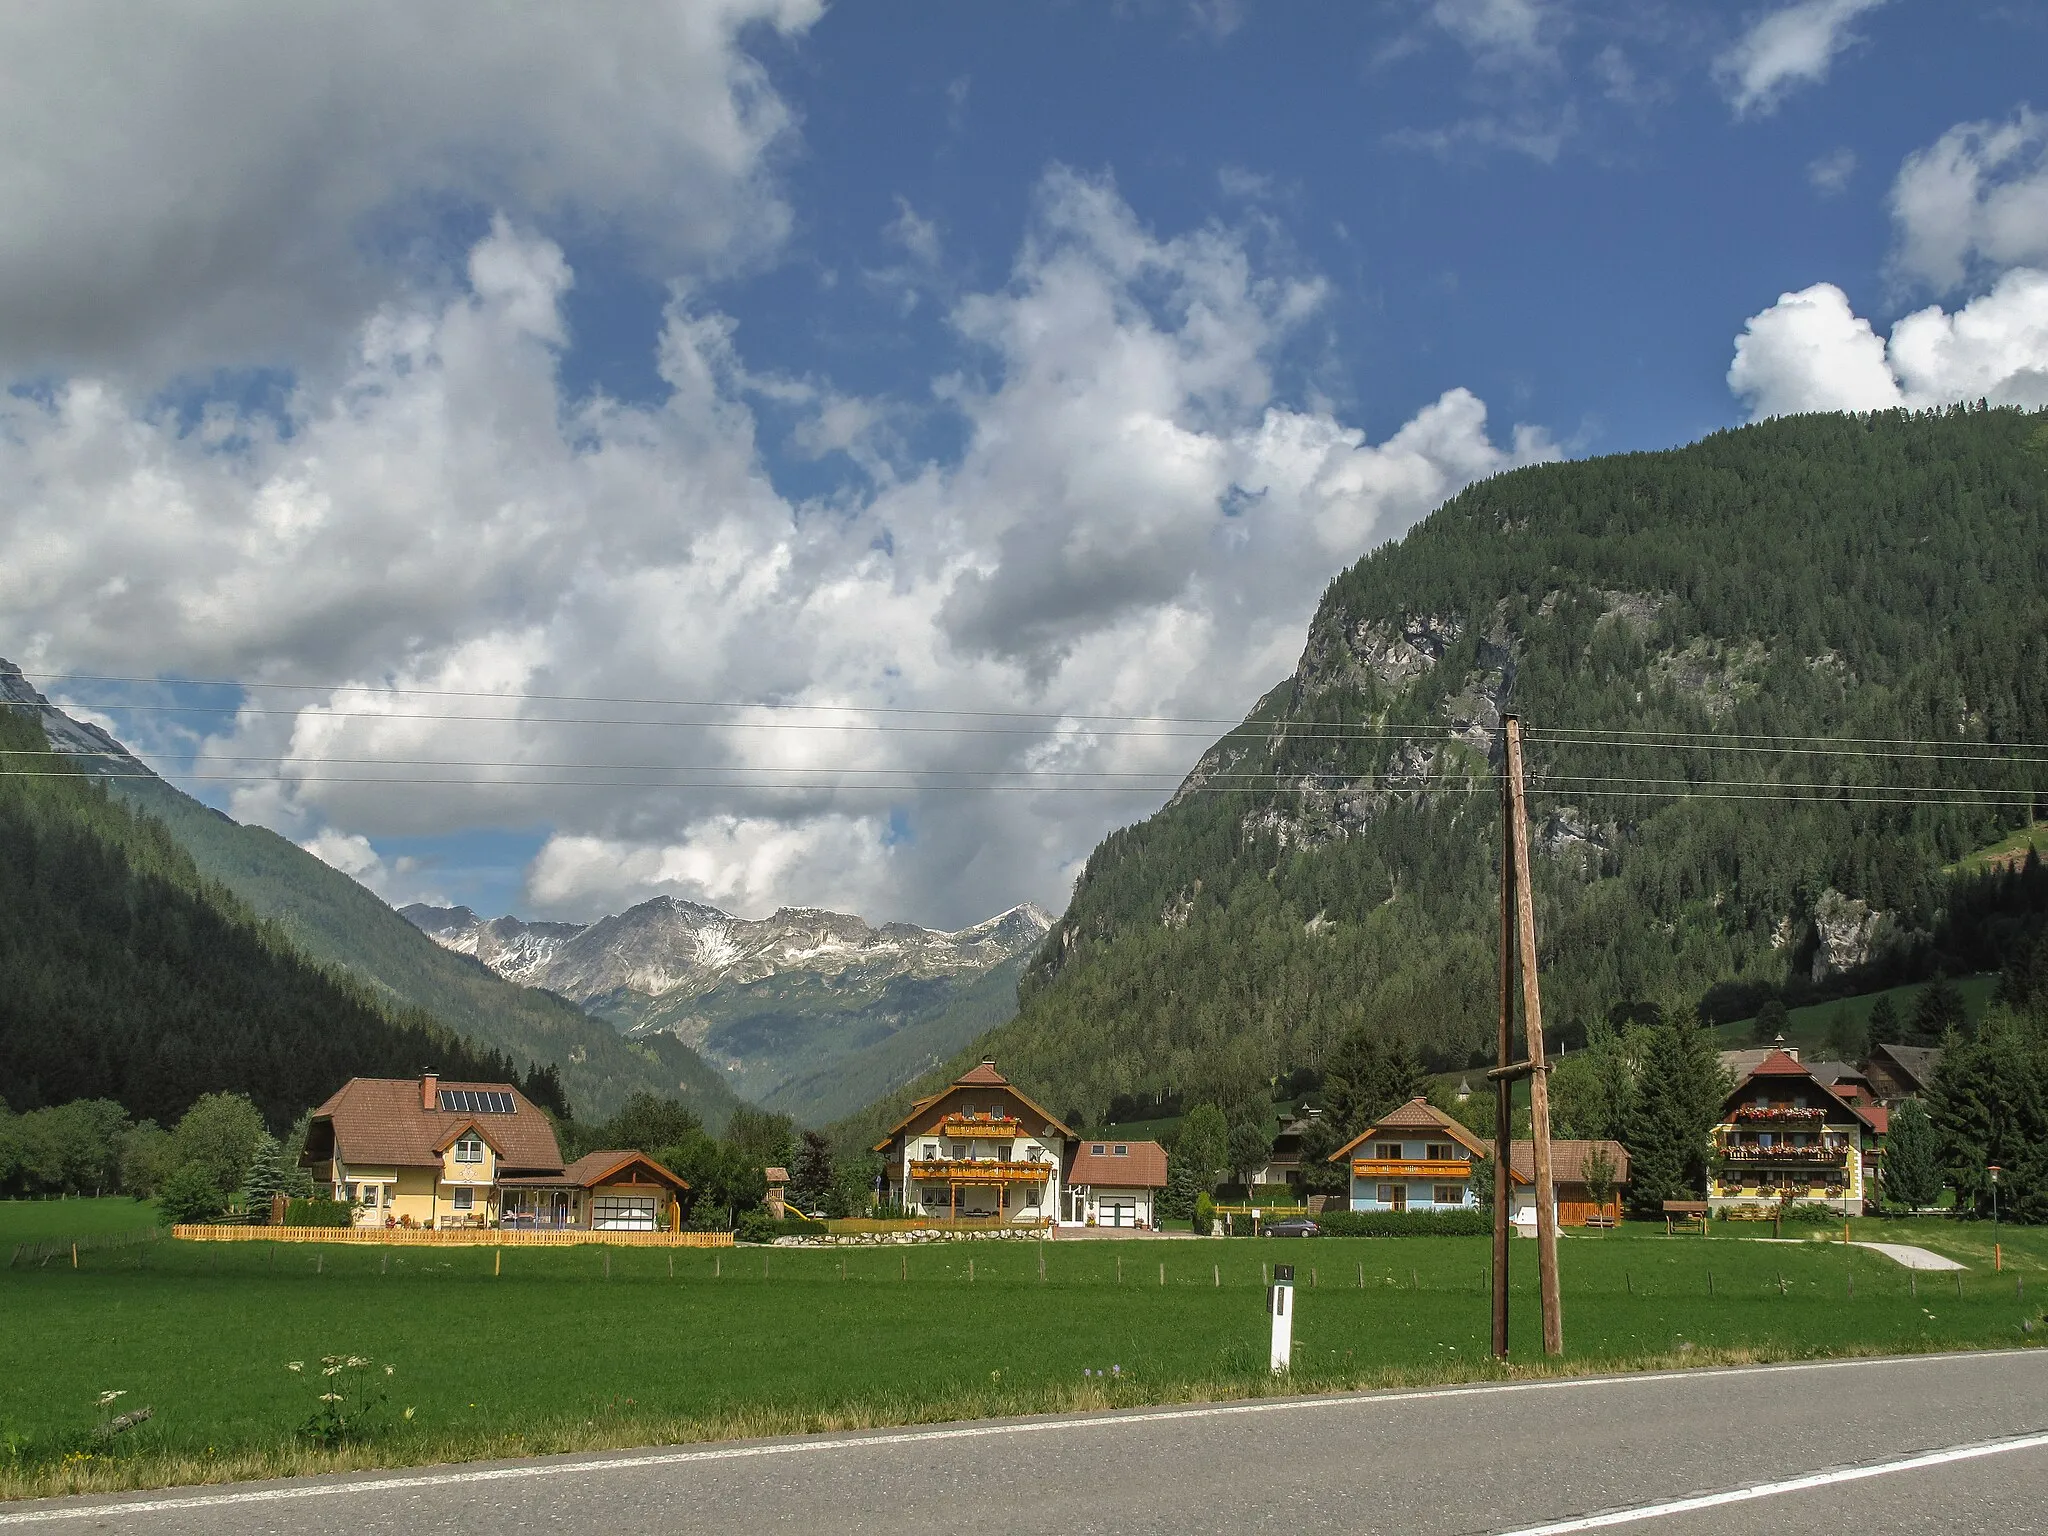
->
0;665;742;1127
0;707;528;1130
844;407;2048;1138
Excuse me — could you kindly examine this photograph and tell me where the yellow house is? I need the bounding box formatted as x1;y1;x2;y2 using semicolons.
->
301;1074;687;1230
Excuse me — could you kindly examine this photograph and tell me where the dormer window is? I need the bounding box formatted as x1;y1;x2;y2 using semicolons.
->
454;1136;484;1164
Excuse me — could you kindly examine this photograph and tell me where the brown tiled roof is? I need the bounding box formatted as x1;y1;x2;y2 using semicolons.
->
873;1062;1076;1149
1870;1043;1943;1089
1069;1139;1168;1188
1725;1053;1885;1133
1328;1098;1492;1162
1509;1139;1630;1187
560;1150;689;1192
313;1077;563;1172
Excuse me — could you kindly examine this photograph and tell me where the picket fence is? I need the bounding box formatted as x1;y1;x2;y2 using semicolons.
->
171;1224;734;1248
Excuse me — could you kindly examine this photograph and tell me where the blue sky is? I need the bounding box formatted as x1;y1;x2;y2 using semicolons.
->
3;1;2046;929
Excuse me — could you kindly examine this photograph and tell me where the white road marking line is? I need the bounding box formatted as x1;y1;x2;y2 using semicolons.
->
1491;1431;2048;1535
2;1350;2040;1524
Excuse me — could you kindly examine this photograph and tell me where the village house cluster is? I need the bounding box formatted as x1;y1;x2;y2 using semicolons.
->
304;1033;1942;1235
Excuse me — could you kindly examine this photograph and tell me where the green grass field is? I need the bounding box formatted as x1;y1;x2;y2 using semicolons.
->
1708;973;1999;1058
0;1198;160;1244
1947;820;2046;876
3;1201;2044;1501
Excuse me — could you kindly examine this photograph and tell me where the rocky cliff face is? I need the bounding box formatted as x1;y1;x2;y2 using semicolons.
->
403;897;1052;1008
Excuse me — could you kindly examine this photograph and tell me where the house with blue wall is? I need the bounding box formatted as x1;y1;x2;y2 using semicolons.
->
1327;1097;1489;1213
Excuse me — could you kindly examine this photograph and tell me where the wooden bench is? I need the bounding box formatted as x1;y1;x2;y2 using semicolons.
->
1662;1200;1708;1235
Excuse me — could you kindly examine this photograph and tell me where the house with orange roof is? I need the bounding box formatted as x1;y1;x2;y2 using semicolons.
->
1708;1049;1885;1216
872;1060;1076;1225
301;1073;688;1231
1327;1098;1491;1213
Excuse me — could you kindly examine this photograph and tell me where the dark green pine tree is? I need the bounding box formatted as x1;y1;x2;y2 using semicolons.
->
791;1129;835;1209
1910;978;1969;1045
1320;1027;1426;1142
1624;1019;1724;1217
1751;998;1790;1047
1866;996;1904;1049
1880;1098;1943;1210
1926;1011;2048;1223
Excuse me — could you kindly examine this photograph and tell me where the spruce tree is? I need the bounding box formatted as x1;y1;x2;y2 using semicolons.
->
241;1133;288;1223
1867;996;1904;1048
1881;1099;1942;1210
1624;1019;1723;1216
1910;978;1968;1045
1321;1027;1425;1141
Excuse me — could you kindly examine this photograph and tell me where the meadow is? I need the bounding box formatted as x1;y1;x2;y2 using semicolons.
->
3;1200;2044;1501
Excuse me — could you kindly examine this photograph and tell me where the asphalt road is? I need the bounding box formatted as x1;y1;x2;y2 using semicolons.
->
6;1350;2046;1535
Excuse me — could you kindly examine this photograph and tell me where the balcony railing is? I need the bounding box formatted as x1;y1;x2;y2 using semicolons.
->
1351;1158;1473;1179
939;1114;1026;1138
1731;1106;1827;1124
1716;1143;1848;1165
909;1158;1051;1184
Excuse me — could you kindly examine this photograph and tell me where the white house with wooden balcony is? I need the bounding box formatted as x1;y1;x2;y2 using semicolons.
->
872;1060;1075;1225
1327;1097;1489;1212
1709;1049;1885;1216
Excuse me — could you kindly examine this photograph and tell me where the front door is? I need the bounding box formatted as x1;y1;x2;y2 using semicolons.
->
1390;1184;1408;1213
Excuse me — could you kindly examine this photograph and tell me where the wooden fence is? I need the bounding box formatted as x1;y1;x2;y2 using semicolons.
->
172;1224;734;1248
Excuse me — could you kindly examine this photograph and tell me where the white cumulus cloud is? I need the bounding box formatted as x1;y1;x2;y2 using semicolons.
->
1728;270;2048;418
1890;108;2048;294
1714;0;1885;119
1;180;1551;926
0;0;819;379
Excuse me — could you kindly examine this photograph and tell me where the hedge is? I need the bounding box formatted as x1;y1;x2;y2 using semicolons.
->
281;1198;355;1228
1312;1209;1492;1238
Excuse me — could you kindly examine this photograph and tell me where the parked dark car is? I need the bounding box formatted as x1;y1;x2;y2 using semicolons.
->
1263;1217;1319;1238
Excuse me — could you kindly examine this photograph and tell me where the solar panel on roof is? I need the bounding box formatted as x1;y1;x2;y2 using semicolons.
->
437;1089;516;1114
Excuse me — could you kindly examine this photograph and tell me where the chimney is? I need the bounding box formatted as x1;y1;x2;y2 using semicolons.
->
421;1073;439;1110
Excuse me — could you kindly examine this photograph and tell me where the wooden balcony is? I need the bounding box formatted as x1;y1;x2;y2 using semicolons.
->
937;1115;1026;1139
909;1159;1051;1184
1351;1158;1472;1179
1716;1143;1848;1166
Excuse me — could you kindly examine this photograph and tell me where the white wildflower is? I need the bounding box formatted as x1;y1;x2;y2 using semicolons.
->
96;1391;127;1407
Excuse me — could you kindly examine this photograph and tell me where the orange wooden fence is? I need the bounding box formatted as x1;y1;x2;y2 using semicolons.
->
172;1224;733;1248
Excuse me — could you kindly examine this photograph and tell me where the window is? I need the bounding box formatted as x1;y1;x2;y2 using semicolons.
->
1113;1144;1128;1156
922;1143;938;1159
1376;1183;1396;1205
1434;1185;1467;1206
961;1104;975;1117
361;1185;379;1209
452;1188;473;1211
949;1142;965;1158
344;1182;359;1203
1425;1143;1455;1162
454;1136;484;1164
997;1143;1014;1161
1375;1143;1403;1160
1093;1144;1106;1155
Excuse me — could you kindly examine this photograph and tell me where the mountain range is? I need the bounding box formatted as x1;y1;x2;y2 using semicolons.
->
403;898;1050;1122
839;406;2048;1141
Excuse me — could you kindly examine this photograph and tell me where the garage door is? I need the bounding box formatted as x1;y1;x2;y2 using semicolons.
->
1099;1197;1136;1228
592;1194;657;1230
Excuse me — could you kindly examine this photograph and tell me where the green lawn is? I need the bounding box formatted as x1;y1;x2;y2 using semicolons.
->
0;1197;159;1245
4;1219;2043;1500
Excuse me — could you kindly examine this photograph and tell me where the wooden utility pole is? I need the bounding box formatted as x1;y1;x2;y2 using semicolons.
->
1487;715;1565;1358
1491;763;1514;1360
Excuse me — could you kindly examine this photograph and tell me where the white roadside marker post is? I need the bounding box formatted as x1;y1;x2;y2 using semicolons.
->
1268;1262;1295;1375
